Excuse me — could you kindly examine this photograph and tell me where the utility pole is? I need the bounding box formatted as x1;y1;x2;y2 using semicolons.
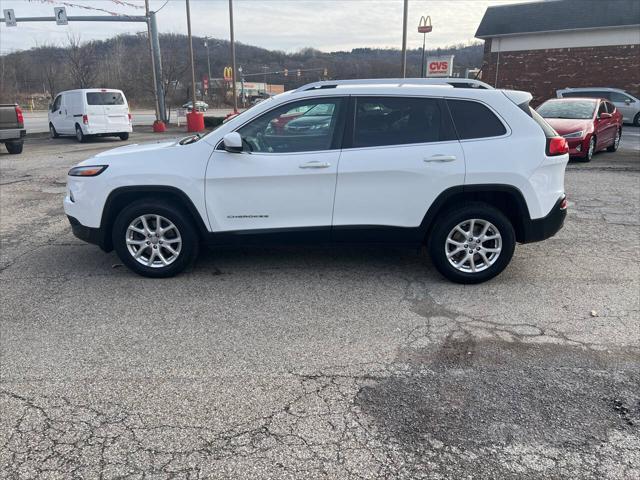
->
185;0;203;131
229;0;238;113
204;37;212;103
401;0;408;78
144;0;159;122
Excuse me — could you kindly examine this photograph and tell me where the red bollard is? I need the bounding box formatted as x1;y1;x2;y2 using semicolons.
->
186;111;205;132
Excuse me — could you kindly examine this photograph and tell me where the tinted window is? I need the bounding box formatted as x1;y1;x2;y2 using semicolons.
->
608;91;633;103
353;97;450;147
598;102;607;117
86;92;125;105
537;100;596;119
447;99;507;139
237;98;344;153
52;95;62;111
606;102;616;113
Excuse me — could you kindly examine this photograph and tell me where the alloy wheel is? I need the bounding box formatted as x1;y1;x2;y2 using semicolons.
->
445;219;502;273
588;138;595;160
614;130;620;149
125;214;182;268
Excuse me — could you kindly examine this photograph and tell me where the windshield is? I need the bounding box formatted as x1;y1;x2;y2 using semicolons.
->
537;100;595;120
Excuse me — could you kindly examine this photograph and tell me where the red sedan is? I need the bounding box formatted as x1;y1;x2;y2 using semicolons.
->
536;98;622;162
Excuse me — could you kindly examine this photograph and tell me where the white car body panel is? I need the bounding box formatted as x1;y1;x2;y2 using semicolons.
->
64;81;567;239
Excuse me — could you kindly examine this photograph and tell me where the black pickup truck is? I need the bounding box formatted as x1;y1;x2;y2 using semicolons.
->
0;104;26;154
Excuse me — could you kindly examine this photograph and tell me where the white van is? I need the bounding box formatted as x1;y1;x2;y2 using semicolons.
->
48;89;132;142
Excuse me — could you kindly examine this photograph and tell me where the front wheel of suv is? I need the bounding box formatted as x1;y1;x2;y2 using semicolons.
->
112;200;199;278
428;203;516;284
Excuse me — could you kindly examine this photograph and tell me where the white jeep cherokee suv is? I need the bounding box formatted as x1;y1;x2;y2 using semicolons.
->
64;78;569;284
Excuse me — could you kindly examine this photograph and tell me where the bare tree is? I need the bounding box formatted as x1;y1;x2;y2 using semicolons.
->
65;34;97;88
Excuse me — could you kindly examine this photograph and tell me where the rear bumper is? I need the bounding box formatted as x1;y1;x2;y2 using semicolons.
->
67;215;109;251
520;195;567;243
0;128;26;141
84;125;132;135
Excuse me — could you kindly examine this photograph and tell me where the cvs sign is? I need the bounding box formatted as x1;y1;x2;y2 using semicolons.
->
426;55;454;77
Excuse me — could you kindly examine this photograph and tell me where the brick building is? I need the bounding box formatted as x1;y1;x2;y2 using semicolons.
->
475;0;640;105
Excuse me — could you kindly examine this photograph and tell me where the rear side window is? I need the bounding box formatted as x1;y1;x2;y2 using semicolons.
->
353;97;453;148
447;99;507;139
86;92;125;106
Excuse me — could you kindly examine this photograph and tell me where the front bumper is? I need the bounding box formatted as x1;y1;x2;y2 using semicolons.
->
67;215;109;251
520;195;567;243
566;137;589;158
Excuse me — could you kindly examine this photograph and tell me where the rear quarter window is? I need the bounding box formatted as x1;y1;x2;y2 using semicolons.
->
86;92;125;106
446;99;507;140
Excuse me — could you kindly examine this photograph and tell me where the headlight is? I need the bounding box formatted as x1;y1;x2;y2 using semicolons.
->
68;165;108;177
563;130;584;139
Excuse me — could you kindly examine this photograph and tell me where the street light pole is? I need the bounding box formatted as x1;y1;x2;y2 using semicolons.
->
184;0;203;131
229;0;238;113
401;0;408;78
204;37;212;103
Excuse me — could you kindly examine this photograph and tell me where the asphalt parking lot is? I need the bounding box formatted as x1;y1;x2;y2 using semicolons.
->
1;128;639;479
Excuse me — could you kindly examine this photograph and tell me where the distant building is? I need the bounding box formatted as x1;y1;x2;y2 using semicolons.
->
475;0;640;104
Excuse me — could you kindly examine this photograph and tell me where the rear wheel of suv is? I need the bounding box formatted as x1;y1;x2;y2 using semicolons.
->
428;203;515;284
633;113;640;127
112;200;199;278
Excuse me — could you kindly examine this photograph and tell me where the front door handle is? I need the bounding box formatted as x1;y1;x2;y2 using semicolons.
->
299;161;331;169
424;154;456;163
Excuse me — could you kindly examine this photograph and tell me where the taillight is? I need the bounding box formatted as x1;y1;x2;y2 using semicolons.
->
82;114;89;125
128;113;132;122
15;105;24;125
546;137;568;156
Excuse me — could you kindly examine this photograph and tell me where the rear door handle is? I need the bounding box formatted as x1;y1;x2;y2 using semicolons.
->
299;161;331;169
424;155;456;163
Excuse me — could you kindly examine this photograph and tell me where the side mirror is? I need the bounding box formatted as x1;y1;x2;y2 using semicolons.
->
599;112;612;119
222;132;243;153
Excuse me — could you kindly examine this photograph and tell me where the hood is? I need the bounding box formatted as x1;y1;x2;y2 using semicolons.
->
543;118;593;135
89;139;182;160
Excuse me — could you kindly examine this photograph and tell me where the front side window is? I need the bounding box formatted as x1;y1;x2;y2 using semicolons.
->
86;92;125;106
237;98;344;153
447;99;507;139
598;102;607;117
52;95;62;111
353;96;449;148
606;102;616;113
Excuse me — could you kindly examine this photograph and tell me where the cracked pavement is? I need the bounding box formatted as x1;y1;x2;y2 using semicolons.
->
1;130;639;479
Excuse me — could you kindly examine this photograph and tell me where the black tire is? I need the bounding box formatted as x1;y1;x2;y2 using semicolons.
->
118;132;129;141
75;124;85;143
49;123;59;139
112;199;199;278
633;113;640;127
607;129;621;152
428;202;516;284
582;136;596;162
5;141;23;154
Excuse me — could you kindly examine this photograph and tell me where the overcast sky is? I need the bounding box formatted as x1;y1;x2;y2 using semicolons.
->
0;0;529;55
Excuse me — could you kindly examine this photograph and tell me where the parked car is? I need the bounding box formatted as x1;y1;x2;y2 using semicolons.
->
0;104;25;154
64;78;569;284
537;97;622;162
49;89;132;143
182;101;208;112
557;87;640;126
